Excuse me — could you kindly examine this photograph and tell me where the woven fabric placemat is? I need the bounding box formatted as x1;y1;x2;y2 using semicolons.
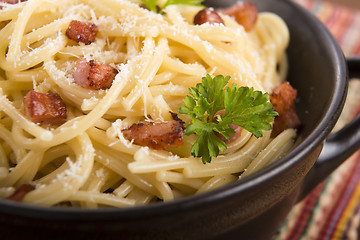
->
276;0;360;239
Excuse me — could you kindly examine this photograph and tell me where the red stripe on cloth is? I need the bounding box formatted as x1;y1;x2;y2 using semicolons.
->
341;153;360;238
285;182;325;240
332;8;354;41
331;154;360;239
337;12;356;50
323;5;339;26
353;40;360;55
318;155;360;240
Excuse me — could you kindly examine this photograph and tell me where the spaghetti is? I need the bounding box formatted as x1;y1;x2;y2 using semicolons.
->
0;0;296;207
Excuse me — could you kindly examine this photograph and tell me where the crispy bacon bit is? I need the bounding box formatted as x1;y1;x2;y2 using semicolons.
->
213;109;241;143
0;0;27;4
24;90;67;124
122;113;185;150
0;0;27;9
66;20;98;45
73;58;118;90
7;184;35;202
219;2;258;31
194;8;225;25
217;124;241;143
270;82;301;136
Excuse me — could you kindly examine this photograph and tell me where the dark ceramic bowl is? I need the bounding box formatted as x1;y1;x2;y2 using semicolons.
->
1;0;360;239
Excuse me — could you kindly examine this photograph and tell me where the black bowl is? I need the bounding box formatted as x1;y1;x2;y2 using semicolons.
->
1;0;360;239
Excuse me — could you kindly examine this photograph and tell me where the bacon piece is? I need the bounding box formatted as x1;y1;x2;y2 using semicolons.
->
73;58;118;90
219;2;258;31
0;0;27;9
194;8;225;25
0;0;27;4
7;184;35;202
270;82;301;136
24;90;67;124
66;20;98;45
216;124;241;143
213;109;241;143
122;113;185;150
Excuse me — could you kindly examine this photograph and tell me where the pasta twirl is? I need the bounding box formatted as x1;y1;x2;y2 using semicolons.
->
0;0;296;207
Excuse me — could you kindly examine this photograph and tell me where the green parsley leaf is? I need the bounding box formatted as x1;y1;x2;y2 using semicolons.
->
141;0;158;12
162;0;203;11
178;74;278;164
141;0;203;13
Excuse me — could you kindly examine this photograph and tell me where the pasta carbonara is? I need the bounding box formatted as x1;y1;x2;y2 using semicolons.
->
0;0;297;207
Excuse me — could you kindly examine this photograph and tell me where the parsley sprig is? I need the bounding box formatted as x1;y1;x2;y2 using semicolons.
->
141;0;203;13
178;74;278;164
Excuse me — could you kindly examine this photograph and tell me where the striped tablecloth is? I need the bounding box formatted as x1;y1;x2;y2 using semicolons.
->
276;0;360;239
